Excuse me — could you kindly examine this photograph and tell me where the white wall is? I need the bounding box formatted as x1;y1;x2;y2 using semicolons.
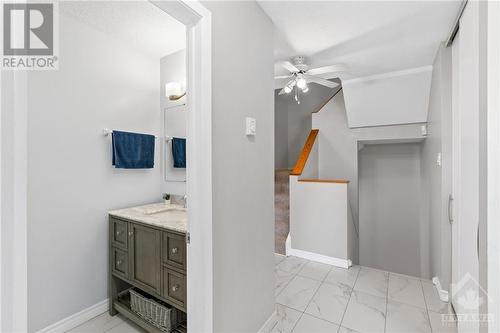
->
420;44;453;289
274;84;333;169
160;49;187;194
201;1;275;332
1;71;28;332
312;91;426;238
343;67;433;128
359;143;425;277
25;9;164;332
290;177;349;260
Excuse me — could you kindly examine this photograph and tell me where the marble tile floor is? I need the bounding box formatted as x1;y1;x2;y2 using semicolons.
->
273;254;457;333
69;254;457;333
66;312;146;333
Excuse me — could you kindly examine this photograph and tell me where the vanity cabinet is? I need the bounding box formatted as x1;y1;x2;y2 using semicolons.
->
130;223;161;294
109;215;187;327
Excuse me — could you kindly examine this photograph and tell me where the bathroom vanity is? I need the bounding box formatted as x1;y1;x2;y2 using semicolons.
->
108;203;187;332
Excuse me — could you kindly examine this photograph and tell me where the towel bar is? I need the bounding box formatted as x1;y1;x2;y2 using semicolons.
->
102;128;159;139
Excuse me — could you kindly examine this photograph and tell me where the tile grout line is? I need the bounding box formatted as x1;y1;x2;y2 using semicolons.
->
419;278;434;333
275;256;309;332
384;272;390;333
289;260;330;333
275;256;306;298
336;266;361;333
298;263;333;316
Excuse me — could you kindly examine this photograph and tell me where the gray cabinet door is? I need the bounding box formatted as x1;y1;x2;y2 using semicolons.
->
130;223;161;294
162;232;186;271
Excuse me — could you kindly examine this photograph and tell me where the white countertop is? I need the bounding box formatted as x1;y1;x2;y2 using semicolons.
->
109;202;187;233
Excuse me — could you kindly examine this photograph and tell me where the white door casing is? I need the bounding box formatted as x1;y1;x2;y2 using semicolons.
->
451;2;480;331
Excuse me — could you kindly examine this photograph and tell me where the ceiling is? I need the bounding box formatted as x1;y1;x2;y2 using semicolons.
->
60;1;186;59
258;1;462;78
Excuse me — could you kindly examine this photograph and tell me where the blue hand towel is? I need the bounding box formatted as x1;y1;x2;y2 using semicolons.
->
172;137;186;168
112;130;155;169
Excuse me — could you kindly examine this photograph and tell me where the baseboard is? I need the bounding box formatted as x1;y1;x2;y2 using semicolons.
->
432;276;449;302
285;234;292;256
36;299;108;333
285;235;351;269
257;310;277;333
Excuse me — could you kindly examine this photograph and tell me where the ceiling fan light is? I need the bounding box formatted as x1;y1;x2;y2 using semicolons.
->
284;85;292;94
296;77;307;89
302;85;309;93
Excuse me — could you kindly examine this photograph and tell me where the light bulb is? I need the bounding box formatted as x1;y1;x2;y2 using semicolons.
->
284;86;292;94
302;85;309;93
296;77;307;89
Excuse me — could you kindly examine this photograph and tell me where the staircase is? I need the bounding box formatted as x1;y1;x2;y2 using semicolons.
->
275;169;291;254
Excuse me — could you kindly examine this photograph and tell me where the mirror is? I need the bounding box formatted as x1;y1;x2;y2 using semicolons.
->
164;104;187;182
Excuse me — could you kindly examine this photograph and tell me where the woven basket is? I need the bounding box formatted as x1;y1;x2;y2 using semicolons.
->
130;289;178;332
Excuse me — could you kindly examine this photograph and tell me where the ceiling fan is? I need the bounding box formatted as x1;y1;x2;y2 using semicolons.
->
275;56;346;104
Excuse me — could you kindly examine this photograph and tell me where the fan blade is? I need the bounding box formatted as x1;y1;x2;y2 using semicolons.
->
275;74;293;79
278;61;299;73
278;88;287;95
305;75;339;89
307;64;348;77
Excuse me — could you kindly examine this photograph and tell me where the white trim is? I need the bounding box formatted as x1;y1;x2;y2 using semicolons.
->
285;235;351;269
35;299;108;333
342;65;433;85
487;2;500;332
152;1;213;332
257;311;277;333
285;233;292;256
432;276;449;302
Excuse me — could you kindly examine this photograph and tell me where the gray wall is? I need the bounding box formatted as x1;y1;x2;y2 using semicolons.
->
160;49;186;195
274;91;289;168
274;84;333;169
421;44;453;289
26;10;164;332
202;1;275;332
359;143;423;277
311;91;426;245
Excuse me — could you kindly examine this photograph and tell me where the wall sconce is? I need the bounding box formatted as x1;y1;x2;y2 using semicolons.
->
165;82;186;101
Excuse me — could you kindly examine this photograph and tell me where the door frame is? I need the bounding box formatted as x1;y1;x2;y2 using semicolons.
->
486;1;500;331
451;0;481;324
451;2;499;331
0;1;213;331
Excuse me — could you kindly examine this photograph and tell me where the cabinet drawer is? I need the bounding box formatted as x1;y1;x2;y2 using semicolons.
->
112;247;129;279
162;232;186;271
111;218;128;249
162;268;186;310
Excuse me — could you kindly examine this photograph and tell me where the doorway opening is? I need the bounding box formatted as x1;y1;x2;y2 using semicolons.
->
0;1;212;332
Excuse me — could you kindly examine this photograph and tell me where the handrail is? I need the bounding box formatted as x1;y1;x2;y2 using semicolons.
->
291;129;319;176
312;87;342;114
298;179;349;184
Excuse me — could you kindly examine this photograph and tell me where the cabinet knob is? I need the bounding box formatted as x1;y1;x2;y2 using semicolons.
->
128;231;133;237
171;284;180;292
116;260;123;266
171;247;178;254
116;230;122;236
